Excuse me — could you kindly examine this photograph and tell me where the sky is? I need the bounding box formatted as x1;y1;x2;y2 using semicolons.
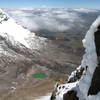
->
0;0;100;9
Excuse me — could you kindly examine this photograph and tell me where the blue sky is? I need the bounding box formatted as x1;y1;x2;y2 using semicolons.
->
0;0;100;9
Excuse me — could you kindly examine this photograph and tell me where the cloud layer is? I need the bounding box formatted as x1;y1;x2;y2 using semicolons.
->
4;7;100;35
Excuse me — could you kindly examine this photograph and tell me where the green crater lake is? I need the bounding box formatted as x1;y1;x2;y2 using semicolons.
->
32;73;46;78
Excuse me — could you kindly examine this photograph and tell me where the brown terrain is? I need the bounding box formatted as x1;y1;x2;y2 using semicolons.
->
0;33;84;100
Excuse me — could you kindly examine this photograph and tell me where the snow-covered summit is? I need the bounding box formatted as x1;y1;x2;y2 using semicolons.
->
0;8;47;50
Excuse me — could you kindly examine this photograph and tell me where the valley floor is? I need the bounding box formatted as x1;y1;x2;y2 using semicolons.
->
0;79;55;100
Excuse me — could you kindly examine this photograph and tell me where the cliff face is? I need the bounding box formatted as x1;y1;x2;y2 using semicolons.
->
88;24;100;95
51;16;100;100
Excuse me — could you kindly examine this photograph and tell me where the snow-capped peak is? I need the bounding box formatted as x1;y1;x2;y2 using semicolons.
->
0;9;47;50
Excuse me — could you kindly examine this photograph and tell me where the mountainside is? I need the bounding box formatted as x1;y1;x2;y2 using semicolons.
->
0;9;49;95
0;9;84;100
0;8;48;79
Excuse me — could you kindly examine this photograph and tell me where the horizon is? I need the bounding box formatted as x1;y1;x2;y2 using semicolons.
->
0;0;100;9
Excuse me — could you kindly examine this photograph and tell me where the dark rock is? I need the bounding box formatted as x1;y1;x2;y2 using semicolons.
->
88;64;100;95
50;92;56;100
63;90;79;100
94;25;100;56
